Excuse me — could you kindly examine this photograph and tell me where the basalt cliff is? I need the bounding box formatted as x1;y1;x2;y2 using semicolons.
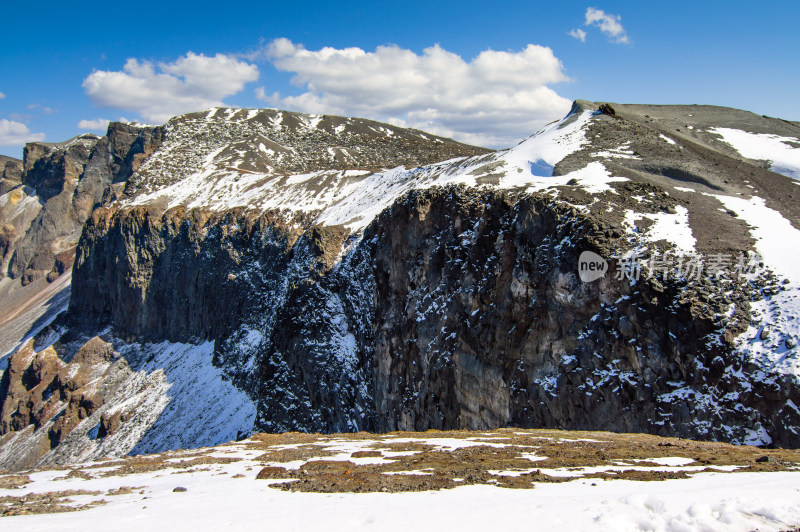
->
1;102;799;470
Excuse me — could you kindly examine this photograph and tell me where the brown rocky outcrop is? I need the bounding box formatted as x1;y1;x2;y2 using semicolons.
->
0;156;23;195
0;337;115;451
8;125;159;283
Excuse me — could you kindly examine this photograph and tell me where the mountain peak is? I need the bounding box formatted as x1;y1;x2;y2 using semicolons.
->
123;107;491;200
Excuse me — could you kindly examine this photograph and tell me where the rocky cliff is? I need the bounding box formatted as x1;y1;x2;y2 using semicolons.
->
0;124;162;360
0;156;23;196
1;102;799;470
9;123;161;284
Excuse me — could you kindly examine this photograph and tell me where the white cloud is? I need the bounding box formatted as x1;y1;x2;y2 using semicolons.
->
0;91;5;99
0;119;45;146
82;52;260;123
27;104;55;114
262;39;572;148
584;7;629;44
569;28;587;43
254;86;281;106
78;118;111;131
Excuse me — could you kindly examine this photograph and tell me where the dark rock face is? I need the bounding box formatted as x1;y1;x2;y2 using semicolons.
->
369;188;799;447
254;233;376;432
72;206;310;345
62;186;800;447
69;205;376;432
370;189;598;431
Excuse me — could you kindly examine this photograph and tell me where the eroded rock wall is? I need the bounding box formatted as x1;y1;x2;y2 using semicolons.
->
2;124;160;285
368;188;800;447
59;186;800;448
68;205;376;434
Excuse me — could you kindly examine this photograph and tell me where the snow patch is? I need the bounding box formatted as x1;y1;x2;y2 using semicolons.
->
711;127;800;179
623;205;696;254
123;340;256;456
712;194;800;282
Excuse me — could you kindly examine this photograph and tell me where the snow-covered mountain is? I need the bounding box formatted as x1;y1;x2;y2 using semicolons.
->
1;100;800;470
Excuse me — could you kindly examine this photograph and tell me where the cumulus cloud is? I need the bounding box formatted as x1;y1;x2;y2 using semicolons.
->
260;38;572;148
584;7;629;44
82;52;260;123
78;118;112;131
254;86;280;106
569;28;587;43
0;91;5;99
0;119;45;146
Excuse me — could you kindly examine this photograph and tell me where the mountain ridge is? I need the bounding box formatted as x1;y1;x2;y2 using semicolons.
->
1;100;799;470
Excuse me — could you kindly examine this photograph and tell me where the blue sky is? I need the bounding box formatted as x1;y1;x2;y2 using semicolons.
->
1;0;798;156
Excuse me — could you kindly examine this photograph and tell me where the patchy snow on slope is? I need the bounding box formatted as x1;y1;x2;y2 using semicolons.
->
592;143;641;160
656;385;774;446
623;205;697;254
498;160;628;195
711;127;800;179
6;338;258;468
730;288;800;379
315;110;621;227
122;340;257;456
711;193;800;378
712;195;800;282
503;109;594;176
127;108;628;233
312;163;456;230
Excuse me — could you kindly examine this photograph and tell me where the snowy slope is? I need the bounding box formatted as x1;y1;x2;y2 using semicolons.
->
127;108;629;231
711;127;800;179
711;194;800;381
0;338;256;470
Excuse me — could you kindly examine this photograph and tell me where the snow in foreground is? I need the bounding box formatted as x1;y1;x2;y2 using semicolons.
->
8;470;800;532
2;430;799;531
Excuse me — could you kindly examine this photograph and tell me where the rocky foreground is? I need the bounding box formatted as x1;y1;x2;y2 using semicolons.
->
1;429;800;530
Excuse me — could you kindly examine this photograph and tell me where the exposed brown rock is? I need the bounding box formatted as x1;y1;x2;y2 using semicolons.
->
0;337;115;456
